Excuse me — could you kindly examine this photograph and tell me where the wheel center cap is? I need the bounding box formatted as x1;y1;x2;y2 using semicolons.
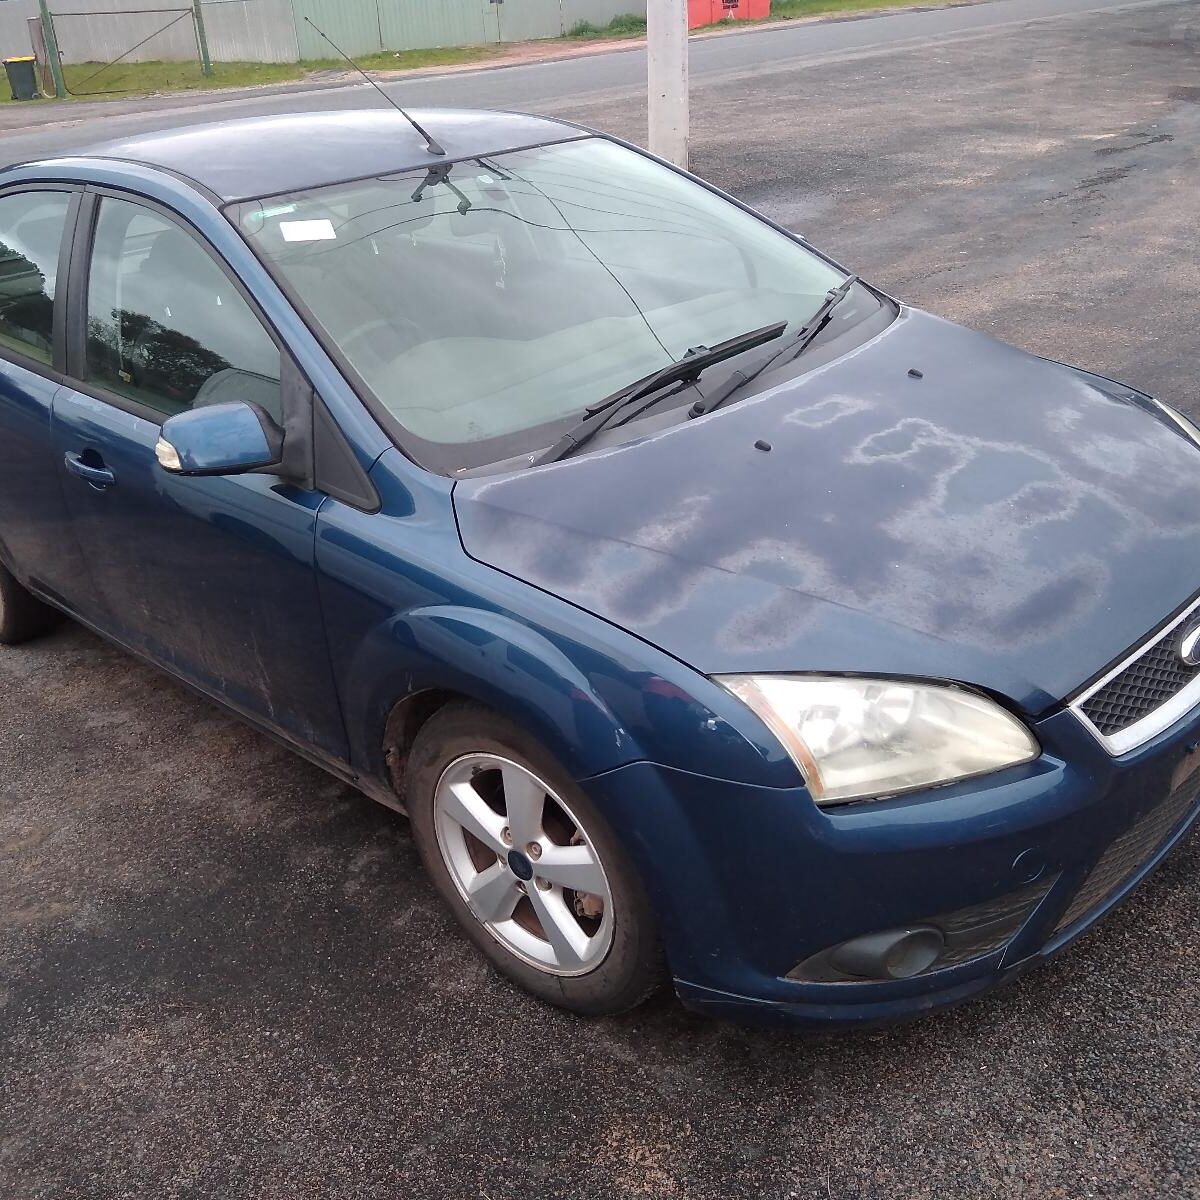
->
507;850;534;881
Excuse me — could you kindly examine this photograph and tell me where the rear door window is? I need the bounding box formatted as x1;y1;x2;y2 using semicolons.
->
0;189;71;366
85;196;281;420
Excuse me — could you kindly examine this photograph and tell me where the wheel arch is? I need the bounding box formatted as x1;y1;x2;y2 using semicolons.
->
381;686;462;804
348;604;649;797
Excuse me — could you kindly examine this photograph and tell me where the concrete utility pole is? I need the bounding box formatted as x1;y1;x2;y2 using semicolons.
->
647;0;688;168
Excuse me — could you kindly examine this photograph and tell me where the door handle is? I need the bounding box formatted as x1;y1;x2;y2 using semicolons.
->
64;452;116;490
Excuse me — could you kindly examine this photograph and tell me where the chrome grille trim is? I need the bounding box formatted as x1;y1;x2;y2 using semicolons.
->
1070;591;1200;756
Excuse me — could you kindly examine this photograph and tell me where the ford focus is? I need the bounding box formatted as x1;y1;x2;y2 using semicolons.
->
1;109;1198;1026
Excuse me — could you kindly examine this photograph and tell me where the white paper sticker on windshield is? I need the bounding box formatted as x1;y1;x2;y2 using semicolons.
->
279;219;336;242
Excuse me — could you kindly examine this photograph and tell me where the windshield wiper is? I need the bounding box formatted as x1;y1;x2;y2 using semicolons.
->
689;275;859;420
532;321;787;466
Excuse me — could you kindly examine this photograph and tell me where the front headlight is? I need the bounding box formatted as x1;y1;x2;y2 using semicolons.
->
717;675;1040;806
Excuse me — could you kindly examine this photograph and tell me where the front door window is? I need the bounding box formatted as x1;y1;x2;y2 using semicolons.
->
85;197;282;420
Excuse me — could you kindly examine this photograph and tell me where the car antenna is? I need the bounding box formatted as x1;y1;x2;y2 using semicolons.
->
302;17;446;156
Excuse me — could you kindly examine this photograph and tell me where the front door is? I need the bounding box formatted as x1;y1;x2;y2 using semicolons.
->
51;192;348;759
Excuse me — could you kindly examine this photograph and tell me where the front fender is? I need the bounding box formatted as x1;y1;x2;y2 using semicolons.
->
346;604;644;784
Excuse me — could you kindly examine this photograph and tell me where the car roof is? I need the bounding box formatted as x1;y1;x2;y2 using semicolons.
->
49;108;586;203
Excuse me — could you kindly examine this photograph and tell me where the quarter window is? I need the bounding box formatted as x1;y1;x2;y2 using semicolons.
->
0;190;70;366
85;197;281;420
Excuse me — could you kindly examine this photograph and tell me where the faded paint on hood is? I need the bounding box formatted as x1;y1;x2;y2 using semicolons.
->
453;310;1200;714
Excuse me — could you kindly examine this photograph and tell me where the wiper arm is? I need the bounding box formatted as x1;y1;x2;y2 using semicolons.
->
532;320;787;466
789;274;859;359
689;275;859;420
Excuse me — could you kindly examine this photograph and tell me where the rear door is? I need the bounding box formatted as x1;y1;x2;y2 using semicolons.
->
0;185;96;612
51;189;348;759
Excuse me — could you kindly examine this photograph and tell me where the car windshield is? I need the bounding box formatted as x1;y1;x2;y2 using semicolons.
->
231;137;877;471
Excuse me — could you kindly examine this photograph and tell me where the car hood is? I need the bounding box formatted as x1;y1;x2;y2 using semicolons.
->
453;309;1200;714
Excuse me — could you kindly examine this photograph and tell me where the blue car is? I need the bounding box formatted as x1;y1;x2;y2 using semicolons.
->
2;109;1199;1027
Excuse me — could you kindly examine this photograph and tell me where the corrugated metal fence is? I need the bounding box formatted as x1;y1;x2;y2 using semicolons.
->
0;0;645;65
0;0;300;65
294;0;641;57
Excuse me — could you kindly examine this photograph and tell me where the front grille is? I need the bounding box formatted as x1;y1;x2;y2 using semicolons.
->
1054;772;1200;933
1080;620;1200;736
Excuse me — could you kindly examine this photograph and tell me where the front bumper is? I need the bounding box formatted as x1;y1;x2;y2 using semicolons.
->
582;704;1200;1028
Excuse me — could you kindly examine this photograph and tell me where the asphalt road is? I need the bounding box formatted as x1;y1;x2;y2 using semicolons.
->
3;1;1200;1197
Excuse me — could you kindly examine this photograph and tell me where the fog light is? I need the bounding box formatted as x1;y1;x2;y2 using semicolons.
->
829;926;944;980
786;877;1056;984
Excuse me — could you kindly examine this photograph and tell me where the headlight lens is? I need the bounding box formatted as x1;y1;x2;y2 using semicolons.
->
717;675;1039;806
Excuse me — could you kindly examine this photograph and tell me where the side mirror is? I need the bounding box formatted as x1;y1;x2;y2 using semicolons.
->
155;401;284;477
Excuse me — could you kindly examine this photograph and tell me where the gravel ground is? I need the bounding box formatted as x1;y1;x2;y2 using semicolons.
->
2;2;1200;1197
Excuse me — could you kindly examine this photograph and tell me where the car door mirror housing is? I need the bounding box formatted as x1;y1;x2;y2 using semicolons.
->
155;401;284;477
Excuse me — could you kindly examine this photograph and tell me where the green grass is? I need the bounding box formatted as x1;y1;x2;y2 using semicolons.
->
318;45;505;73
566;12;647;39
43;43;504;100
58;59;301;98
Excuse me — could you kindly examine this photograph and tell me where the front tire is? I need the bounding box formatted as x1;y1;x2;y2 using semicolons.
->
0;560;60;645
406;701;664;1016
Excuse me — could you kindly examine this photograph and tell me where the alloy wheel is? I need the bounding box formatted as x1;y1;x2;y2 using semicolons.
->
432;753;614;976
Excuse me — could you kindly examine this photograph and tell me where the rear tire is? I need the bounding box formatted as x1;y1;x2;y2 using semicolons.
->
406;700;664;1016
0;560;61;645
